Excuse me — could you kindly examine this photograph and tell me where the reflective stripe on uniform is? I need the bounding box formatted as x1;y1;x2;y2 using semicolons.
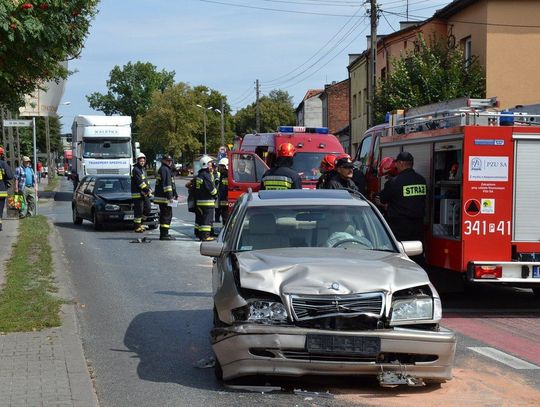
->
154;198;168;204
221;179;228;185
199;225;212;232
163;186;173;192
262;175;292;190
161;224;170;229
219;201;228;207
210;188;217;196
0;192;7;197
132;193;142;199
197;199;215;206
139;182;148;189
134;218;142;224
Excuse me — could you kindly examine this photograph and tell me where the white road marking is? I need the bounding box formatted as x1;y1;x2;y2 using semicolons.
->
468;347;540;370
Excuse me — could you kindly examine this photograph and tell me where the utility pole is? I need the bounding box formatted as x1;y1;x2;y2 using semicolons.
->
220;98;225;147
45;115;52;179
369;0;378;127
255;79;260;133
7;111;15;170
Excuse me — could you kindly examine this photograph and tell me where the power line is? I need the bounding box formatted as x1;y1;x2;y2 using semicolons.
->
262;16;368;88
258;0;359;7
263;6;365;85
198;0;365;17
229;85;255;104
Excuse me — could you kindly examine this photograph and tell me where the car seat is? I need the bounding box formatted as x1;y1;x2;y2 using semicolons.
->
241;213;288;250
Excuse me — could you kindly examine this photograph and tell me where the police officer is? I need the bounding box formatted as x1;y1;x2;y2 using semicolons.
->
216;157;229;225
376;151;427;242
131;152;152;233
260;143;302;190
195;156;218;241
324;155;359;192
0;147;14;232
154;155;177;241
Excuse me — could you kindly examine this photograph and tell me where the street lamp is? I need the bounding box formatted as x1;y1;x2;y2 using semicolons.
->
196;104;220;155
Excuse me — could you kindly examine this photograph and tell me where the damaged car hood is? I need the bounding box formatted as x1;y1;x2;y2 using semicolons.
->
235;247;429;296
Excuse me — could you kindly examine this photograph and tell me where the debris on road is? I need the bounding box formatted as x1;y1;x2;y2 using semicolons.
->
193;356;215;368
129;237;151;244
293;389;334;399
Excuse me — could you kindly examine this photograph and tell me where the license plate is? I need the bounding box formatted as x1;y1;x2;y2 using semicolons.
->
306;334;380;356
533;266;540;278
124;214;134;220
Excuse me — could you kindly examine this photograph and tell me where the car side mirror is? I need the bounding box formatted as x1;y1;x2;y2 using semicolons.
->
400;241;423;257
200;241;225;257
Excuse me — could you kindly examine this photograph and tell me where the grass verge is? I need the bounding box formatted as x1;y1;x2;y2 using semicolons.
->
44;176;59;192
0;215;63;332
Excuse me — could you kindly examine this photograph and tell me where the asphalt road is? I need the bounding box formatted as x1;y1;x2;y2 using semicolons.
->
43;177;540;407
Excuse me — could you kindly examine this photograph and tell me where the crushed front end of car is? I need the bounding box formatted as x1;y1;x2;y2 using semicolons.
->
210;248;456;386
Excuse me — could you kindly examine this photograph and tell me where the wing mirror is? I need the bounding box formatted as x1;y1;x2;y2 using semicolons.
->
400;241;423;257
200;240;225;257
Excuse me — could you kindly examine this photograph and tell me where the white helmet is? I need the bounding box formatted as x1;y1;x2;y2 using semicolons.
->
136;152;146;160
200;155;214;169
218;157;229;169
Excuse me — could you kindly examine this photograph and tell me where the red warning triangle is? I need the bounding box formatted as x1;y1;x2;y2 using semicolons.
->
466;200;480;214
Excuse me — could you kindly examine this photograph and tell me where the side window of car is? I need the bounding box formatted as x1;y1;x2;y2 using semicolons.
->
78;180;89;194
232;155;257;183
85;179;96;194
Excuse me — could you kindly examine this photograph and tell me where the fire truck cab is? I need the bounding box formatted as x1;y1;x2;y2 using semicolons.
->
356;99;540;296
226;126;345;208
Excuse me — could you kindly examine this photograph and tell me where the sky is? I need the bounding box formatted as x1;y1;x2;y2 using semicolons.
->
57;0;453;132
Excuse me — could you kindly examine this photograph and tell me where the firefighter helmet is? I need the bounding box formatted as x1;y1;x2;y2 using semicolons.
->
136;152;146;160
0;146;4;155
218;157;229;169
278;143;295;158
320;154;337;172
378;156;398;177
200;155;214;169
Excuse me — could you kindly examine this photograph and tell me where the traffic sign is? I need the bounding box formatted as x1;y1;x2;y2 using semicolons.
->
3;119;33;127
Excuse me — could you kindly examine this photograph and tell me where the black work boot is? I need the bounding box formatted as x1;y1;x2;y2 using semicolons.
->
159;228;176;241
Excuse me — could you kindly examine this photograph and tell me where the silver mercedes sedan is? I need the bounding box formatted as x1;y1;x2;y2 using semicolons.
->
200;189;456;386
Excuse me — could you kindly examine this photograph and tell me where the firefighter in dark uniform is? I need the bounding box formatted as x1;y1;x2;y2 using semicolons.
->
195;155;218;241
260;143;302;190
131;152;152;233
0;146;14;232
376;151;427;242
316;154;337;189
212;162;222;223
154;155;177;241
324;155;359;192
216;157;229;225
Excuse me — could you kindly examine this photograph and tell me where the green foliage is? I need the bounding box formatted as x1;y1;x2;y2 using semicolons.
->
0;0;99;108
373;35;486;124
86;61;175;129
234;89;296;135
136;83;233;163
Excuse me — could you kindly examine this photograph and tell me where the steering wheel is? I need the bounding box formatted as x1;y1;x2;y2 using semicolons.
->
331;236;372;249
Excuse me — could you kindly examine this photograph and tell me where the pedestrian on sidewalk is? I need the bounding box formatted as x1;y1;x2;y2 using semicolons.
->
14;156;37;218
0;146;14;231
36;161;43;184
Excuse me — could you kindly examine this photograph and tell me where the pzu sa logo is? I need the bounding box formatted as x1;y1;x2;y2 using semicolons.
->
471;157;482;171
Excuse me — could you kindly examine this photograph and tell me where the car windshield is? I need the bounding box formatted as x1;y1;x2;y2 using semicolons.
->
291;152;326;181
83;139;132;158
236;205;396;252
94;178;130;193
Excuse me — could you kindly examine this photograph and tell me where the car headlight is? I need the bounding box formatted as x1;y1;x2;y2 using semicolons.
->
247;300;288;324
390;296;434;322
105;204;120;211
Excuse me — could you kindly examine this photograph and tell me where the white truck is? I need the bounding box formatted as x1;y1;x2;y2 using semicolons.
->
71;115;133;184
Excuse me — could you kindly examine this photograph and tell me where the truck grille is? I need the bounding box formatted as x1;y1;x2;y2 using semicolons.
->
96;168;120;174
290;292;385;321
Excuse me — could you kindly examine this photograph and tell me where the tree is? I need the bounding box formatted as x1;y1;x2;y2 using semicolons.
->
373;35;486;124
137;83;234;163
234;89;295;135
86;61;175;129
0;1;99;108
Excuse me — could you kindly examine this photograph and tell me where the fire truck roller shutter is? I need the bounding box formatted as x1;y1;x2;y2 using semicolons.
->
402;143;432;188
513;138;540;241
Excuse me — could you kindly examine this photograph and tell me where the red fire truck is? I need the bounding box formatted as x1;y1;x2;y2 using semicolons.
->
355;99;540;296
227;126;345;207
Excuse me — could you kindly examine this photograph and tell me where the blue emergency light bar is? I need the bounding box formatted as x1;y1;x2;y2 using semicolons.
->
278;126;329;134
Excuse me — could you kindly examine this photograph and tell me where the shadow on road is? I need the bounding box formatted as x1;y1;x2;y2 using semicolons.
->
54;191;73;201
155;291;212;298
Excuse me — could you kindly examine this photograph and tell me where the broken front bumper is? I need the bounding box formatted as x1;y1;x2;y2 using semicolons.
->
211;324;456;381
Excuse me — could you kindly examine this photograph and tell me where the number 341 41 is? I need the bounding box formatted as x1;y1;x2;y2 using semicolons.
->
463;220;511;236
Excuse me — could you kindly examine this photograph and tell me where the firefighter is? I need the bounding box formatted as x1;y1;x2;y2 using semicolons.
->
260;143;302;190
0;146;14;232
376;151;427;242
316;154;337;189
324;155;359;192
216;157;229;225
195;155;218;241
374;156;398;213
154;155;177;241
212;162;222;223
131;152;152;233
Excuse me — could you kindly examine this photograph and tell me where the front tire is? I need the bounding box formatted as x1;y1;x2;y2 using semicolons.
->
533;287;540;299
72;206;83;225
93;210;102;231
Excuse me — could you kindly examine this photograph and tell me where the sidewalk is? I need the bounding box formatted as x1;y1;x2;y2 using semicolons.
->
0;178;99;407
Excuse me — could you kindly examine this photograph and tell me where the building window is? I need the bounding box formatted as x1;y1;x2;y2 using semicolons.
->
463;36;472;68
381;67;386;81
353;94;357;118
